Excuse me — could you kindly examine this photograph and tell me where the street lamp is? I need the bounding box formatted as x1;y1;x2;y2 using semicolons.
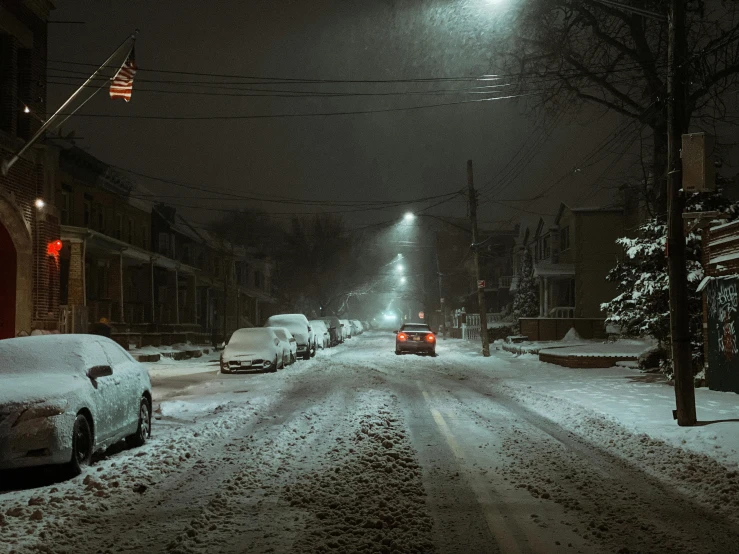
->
400;276;407;284
397;264;404;272
403;212;415;222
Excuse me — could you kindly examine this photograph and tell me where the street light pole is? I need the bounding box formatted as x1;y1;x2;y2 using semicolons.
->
467;160;490;357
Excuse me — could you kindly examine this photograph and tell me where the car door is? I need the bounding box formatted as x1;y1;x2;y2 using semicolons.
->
83;339;126;443
102;340;141;436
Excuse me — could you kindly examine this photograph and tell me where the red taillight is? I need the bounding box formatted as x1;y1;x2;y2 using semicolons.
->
398;333;408;342
426;333;435;343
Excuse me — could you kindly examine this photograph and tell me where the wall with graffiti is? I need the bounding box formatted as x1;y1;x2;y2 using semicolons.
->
706;277;739;393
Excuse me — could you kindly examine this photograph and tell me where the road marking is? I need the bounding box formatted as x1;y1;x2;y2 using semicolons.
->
418;382;523;554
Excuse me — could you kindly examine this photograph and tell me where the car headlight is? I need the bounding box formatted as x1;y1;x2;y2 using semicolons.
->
14;400;68;427
263;360;272;367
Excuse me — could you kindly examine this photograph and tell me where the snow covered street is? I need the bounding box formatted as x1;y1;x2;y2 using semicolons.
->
2;333;739;553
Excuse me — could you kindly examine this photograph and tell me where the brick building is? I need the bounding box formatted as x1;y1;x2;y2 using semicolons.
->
0;0;59;339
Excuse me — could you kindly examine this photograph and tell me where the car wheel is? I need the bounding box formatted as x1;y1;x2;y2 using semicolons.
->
126;397;151;448
395;348;402;355
271;356;278;373
302;349;311;360
69;413;93;475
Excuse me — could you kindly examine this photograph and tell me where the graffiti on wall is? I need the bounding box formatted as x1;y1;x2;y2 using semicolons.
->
708;280;739;361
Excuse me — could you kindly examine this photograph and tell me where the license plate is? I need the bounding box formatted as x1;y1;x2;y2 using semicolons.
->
413;336;421;341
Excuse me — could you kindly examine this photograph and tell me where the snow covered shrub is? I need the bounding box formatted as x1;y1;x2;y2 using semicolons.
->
602;187;739;376
512;249;539;325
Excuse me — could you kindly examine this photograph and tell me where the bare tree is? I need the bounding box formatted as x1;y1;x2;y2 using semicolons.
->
499;0;739;212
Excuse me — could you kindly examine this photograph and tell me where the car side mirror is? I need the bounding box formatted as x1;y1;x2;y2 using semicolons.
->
307;326;312;332
393;330;398;334
87;365;113;380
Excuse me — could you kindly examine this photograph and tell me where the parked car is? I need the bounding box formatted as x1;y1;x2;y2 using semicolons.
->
310;320;330;349
318;316;343;346
395;322;436;356
0;335;152;475
271;327;297;364
264;314;315;359
350;320;363;335
221;327;283;373
340;319;352;339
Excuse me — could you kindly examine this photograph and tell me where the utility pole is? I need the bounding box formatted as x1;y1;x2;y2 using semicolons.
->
667;0;696;426
435;236;446;339
467;160;490;357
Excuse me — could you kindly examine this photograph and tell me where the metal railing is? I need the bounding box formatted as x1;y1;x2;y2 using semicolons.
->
498;276;513;288
548;306;575;318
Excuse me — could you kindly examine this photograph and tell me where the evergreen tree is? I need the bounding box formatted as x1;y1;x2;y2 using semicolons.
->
513;249;539;323
602;185;739;376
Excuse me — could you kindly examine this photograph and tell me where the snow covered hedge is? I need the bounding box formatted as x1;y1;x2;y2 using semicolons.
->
601;187;739;376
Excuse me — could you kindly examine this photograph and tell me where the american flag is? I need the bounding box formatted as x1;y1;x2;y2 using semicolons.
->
110;47;137;102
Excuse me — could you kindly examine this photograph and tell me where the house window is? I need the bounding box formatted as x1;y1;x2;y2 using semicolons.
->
61;185;72;225
0;33;14;134
83;196;92;226
115;214;123;240
142;226;148;249
158;232;170;256
127;218;133;243
560;226;570;251
254;270;263;289
95;203;105;232
542;236;551;259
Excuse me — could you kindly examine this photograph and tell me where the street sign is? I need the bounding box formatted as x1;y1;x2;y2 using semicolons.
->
418;311;425;319
477;280;486;289
440;297;445;303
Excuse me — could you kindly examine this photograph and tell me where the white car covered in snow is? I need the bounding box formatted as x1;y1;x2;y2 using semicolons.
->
340;319;352;339
309;320;330;349
264;314;315;360
271;327;297;365
0;335;152;474
221;328;284;373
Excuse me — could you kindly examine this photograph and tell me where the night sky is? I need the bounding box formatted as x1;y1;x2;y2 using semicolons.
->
47;0;630;229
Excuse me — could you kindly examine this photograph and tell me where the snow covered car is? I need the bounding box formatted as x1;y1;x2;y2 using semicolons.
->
270;327;297;364
0;335;152;474
340;319;352;339
264;314;315;360
350;320;363;335
318;316;343;346
309;320;330;349
221;328;283;373
395;323;436;356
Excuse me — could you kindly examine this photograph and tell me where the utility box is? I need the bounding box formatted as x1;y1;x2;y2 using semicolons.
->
682;132;716;192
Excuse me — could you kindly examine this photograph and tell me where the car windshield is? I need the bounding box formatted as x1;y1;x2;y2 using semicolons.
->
401;324;431;332
228;329;275;349
271;328;292;341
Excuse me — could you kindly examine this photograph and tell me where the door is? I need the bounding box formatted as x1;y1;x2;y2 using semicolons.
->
85;340;127;442
0;223;17;339
103;341;142;435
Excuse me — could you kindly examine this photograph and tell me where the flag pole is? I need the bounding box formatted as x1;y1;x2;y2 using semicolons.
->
1;29;139;176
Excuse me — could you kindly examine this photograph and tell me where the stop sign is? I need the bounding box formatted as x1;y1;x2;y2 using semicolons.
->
418;311;425;319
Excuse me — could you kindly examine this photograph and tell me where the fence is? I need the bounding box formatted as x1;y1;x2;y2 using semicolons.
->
59;305;88;334
519;317;606;341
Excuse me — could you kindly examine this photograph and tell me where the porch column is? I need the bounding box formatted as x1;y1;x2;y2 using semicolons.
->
174;267;180;324
544;277;549;316
108;254;124;323
539;279;545;316
67;239;86;307
119;252;125;323
150;258;156;323
190;275;197;324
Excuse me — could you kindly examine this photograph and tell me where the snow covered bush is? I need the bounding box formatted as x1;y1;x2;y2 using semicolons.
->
512;249;539;325
602;187;739;376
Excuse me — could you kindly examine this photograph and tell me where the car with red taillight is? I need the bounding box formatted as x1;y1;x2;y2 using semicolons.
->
394;323;436;356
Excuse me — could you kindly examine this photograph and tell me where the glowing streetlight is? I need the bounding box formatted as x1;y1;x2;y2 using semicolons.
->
403;212;415;222
400;276;407;284
397;264;404;272
34;198;45;209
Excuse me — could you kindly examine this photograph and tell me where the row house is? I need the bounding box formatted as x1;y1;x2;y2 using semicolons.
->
54;143;275;347
0;0;58;339
511;203;627;339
